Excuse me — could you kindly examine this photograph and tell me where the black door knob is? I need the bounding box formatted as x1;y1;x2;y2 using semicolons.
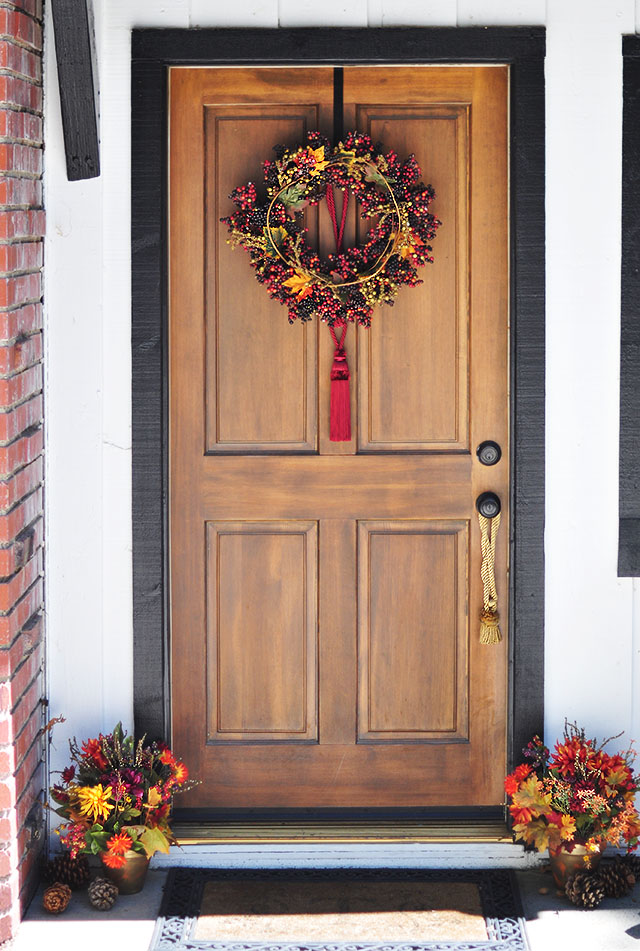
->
477;440;502;466
476;491;501;518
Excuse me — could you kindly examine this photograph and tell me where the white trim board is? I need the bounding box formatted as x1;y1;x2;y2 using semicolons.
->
149;842;543;870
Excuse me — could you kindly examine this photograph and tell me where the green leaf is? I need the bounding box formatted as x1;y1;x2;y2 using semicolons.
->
331;286;351;304
268;226;289;248
139;826;171;858
85;829;109;852
262;228;281;257
364;167;388;188
279;184;306;208
122;824;146;840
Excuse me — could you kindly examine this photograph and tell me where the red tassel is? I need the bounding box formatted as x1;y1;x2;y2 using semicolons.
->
329;324;351;442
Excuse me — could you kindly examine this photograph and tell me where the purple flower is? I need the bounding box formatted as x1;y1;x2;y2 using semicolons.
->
121;768;144;799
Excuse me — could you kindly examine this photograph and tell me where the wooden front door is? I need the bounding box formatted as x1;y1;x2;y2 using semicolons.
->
169;65;509;809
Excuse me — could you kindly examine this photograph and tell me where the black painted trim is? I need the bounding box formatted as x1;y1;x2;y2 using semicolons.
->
132;26;544;64
50;0;100;181
132;27;546;793
131;59;169;740
620;37;640;576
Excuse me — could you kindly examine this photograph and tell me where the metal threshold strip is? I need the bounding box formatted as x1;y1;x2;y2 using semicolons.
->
174;818;512;845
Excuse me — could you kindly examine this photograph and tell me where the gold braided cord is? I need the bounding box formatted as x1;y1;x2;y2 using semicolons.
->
478;511;502;645
265;156;403;289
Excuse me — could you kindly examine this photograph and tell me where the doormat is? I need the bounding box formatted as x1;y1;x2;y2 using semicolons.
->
150;868;529;951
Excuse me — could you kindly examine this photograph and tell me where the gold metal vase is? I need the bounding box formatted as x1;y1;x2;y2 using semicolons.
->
548;843;605;889
102;850;150;894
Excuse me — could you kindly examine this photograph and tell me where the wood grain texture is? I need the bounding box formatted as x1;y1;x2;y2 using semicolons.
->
205;105;319;452
319;519;357;744
197;455;471;518
170;65;509;808
206;521;318;743
354;104;469;451
357;521;469;742
50;0;100;180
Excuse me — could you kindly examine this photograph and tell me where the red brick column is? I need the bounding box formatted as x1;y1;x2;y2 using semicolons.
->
0;0;44;940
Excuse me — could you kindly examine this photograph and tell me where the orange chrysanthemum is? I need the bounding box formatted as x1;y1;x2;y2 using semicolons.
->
82;738;108;771
504;773;519;796
106;832;133;856
173;761;188;783
159;749;175;766
101;851;127;869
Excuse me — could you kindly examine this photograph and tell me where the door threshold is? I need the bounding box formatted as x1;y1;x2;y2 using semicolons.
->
173;818;512;845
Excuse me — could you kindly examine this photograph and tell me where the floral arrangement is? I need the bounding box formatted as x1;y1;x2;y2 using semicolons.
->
49;723;195;870
221;131;440;327
505;722;640;856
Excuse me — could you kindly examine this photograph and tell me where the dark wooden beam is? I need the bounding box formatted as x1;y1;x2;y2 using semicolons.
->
620;37;640;576
51;0;100;181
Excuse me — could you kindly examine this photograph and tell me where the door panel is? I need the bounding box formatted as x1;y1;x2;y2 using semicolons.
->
169;66;509;809
357;520;468;742
356;106;469;451
206;521;318;743
204;104;327;452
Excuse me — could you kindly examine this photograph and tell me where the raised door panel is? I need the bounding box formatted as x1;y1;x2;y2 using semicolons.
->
206;521;318;743
357;520;469;742
206;107;319;452
355;106;469;452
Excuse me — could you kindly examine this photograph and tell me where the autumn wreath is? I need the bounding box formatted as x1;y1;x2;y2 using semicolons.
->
221;131;441;440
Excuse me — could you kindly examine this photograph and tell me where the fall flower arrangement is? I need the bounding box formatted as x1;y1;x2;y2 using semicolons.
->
505;722;640;857
49;723;194;870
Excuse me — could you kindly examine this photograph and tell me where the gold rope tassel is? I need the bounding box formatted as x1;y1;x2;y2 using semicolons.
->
478;510;502;644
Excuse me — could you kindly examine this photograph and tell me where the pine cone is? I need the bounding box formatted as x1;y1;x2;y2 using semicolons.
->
88;876;119;911
565;871;605;909
43;853;91;889
619;852;640;880
599;857;636;898
42;882;72;914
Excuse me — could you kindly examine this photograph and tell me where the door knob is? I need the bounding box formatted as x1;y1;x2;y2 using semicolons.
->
476;440;501;466
476;491;501;518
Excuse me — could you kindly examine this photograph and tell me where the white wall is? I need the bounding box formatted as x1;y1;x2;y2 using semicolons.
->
44;0;640;784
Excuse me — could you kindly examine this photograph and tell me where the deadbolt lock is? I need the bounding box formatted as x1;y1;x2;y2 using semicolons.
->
476;440;502;466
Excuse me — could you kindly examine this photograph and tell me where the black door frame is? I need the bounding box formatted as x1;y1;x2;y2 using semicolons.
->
131;27;546;804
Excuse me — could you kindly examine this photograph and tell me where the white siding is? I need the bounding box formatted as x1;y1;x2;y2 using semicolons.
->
279;0;368;27
456;0;545;25
544;0;635;742
44;0;640;809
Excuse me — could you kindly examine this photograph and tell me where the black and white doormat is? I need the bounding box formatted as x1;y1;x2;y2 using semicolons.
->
149;868;529;951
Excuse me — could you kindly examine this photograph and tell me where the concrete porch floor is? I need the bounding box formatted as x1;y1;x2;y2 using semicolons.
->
7;865;640;950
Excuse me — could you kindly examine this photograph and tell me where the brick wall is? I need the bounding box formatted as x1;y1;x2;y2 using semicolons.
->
0;0;43;940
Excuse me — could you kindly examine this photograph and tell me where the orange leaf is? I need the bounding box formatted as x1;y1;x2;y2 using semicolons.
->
309;146;328;175
283;272;313;300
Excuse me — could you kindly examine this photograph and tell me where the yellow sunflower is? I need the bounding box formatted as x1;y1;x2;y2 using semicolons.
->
75;784;114;823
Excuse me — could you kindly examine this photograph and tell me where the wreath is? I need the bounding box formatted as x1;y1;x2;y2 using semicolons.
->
221;131;441;440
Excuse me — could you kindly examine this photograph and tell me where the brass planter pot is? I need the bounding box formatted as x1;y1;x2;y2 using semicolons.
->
548;843;605;889
102;850;150;894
